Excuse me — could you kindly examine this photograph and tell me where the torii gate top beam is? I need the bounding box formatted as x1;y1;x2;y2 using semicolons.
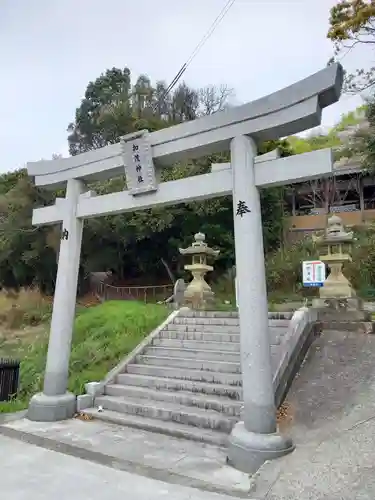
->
28;63;343;189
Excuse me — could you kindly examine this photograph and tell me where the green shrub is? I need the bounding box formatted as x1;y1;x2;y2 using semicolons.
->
266;224;375;300
346;225;375;298
266;238;316;296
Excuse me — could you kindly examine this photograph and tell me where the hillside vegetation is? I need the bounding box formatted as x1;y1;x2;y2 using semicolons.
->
266;223;375;301
0;298;168;413
288;106;366;156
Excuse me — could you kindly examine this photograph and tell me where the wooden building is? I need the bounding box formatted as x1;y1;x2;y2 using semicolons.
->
284;158;375;238
284;115;374;238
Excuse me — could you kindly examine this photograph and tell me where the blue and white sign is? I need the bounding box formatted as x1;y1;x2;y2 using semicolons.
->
302;260;326;287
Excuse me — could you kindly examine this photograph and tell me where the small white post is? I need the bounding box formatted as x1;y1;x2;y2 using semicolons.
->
28;179;85;421
227;135;294;473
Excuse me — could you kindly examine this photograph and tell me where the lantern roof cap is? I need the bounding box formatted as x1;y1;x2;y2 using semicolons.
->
179;232;220;257
325;214;353;240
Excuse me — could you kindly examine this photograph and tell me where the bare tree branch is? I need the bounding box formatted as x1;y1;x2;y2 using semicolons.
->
198;84;234;116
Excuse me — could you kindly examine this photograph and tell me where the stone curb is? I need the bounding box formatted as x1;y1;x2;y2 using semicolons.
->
273;307;320;408
0;410;27;425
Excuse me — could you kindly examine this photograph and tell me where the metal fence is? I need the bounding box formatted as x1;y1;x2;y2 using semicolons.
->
96;282;173;303
0;358;20;402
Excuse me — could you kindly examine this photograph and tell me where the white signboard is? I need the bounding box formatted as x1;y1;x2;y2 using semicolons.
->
302;260;326;287
121;130;158;196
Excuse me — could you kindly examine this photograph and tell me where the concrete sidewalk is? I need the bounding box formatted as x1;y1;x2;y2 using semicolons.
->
0;417;252;498
251;328;375;499
0;433;241;500
253;415;375;499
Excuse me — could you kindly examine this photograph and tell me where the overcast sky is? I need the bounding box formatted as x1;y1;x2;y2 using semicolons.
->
0;0;371;172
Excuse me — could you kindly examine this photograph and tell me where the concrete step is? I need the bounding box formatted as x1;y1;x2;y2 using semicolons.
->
177;310;293;319
159;328;287;345
160;330;241;342
135;355;241;373
152;338;241;352
165;324;240;333
173;317;240;326
177;311;293;320
269;326;289;341
165;321;290;334
126;364;242;385
116;373;243;399
179;311;239;318
95;395;237;432
105;384;242;416
268;319;291;328
144;347;240;363
172;318;292;328
82;408;229;446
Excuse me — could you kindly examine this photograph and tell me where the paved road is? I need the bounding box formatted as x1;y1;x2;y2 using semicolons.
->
252;328;375;499
0;434;241;500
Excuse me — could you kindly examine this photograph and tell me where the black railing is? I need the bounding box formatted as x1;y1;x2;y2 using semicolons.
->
0;358;20;402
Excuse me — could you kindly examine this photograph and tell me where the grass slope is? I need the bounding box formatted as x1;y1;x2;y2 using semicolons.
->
0;300;168;413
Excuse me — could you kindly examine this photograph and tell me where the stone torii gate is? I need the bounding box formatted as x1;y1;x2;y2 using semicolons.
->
26;63;343;472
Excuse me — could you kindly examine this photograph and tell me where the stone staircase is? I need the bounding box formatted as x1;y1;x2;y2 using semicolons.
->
82;310;307;446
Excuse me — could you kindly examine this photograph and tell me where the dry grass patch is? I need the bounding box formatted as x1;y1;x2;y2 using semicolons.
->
0;288;52;330
277;402;294;431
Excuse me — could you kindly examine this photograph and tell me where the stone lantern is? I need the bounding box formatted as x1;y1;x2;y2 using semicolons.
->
314;214;355;299
179;232;219;309
312;214;371;327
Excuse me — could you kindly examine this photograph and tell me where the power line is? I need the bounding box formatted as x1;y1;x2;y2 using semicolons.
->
184;0;236;70
153;0;236;111
336;44;356;64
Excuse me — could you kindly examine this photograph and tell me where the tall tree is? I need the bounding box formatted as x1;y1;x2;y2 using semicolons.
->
354;95;375;171
0;170;58;293
65;67;290;282
328;0;375;93
67;68;134;155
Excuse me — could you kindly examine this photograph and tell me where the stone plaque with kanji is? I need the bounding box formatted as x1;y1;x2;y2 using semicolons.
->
121;131;158;196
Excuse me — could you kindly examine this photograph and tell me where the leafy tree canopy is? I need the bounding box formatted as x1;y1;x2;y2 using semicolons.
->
288;105;366;159
328;0;375;93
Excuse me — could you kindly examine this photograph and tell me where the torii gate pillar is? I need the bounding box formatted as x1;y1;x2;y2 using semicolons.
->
227;135;293;471
28;179;85;419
